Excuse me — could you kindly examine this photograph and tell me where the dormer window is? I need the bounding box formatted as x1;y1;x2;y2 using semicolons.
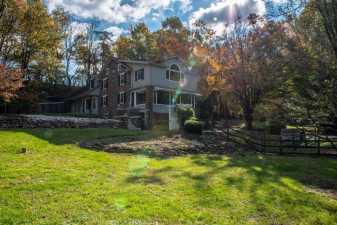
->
166;64;183;82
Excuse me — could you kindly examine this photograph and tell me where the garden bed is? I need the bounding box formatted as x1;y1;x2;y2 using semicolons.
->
81;133;235;157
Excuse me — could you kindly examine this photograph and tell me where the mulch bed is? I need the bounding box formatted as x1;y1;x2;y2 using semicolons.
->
80;134;236;157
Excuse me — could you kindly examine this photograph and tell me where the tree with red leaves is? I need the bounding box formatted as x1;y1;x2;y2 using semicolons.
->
0;64;22;103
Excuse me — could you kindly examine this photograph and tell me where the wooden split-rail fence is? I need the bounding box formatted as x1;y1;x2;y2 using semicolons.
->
205;128;337;156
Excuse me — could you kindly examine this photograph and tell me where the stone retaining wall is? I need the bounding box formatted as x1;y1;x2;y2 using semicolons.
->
0;114;123;129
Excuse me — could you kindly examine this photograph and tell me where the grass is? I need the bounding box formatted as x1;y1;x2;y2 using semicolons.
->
0;128;337;225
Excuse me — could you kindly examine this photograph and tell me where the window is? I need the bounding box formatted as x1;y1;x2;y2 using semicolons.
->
154;90;175;105
118;63;123;72
103;78;108;89
119;73;126;86
90;79;95;89
171;64;179;71
118;92;126;105
166;70;170;80
156;90;170;105
130;91;145;106
131;92;135;107
102;95;108;107
170;71;180;81
86;98;92;110
166;64;183;82
92;98;97;109
135;69;144;81
180;94;192;105
154;90;195;106
136;92;145;105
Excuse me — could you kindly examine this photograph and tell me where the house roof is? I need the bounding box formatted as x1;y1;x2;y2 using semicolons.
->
119;59;166;68
119;56;186;69
66;88;100;101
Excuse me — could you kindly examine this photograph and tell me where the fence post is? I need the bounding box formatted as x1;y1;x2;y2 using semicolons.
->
280;137;283;154
317;136;321;155
263;131;266;152
226;127;229;142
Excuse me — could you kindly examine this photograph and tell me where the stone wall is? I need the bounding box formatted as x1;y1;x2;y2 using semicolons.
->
0;115;123;129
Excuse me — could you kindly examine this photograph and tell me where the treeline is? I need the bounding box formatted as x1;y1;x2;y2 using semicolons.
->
0;0;62;112
0;0;336;128
197;0;337;129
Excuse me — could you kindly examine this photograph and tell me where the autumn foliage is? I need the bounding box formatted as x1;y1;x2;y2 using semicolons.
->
0;64;22;103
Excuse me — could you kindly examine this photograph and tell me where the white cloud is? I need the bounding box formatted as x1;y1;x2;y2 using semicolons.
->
46;0;192;24
104;26;126;41
179;0;193;12
189;0;266;35
70;21;89;37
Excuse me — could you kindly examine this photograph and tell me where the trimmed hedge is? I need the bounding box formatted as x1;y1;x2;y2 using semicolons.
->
184;118;204;134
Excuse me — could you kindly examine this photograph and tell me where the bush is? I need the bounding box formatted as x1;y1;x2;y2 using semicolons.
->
177;106;194;126
184;118;204;134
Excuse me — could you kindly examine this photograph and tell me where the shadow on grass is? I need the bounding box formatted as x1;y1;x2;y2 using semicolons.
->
120;151;337;223
189;154;337;202
2;128;145;145
5;129;337;202
125;166;174;185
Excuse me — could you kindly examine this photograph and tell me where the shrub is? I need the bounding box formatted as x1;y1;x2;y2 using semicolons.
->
177;106;194;126
184;118;204;134
195;97;211;121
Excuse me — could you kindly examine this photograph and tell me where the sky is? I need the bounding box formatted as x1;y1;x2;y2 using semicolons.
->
44;0;282;40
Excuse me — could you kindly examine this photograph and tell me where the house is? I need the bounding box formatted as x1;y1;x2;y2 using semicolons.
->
69;56;201;129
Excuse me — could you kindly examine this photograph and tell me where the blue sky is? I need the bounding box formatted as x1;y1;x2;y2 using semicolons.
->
45;0;280;39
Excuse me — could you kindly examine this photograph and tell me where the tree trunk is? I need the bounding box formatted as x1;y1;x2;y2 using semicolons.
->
244;107;254;130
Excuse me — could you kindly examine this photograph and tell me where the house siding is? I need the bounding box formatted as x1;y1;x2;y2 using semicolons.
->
70;57;201;130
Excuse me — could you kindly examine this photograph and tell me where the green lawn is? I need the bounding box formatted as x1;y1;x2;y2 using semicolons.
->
0;129;337;225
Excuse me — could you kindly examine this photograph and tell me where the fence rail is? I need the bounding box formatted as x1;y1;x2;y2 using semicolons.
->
213;128;337;155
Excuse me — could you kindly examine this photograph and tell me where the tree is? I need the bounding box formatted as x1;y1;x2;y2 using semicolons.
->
52;7;76;86
74;23;99;84
17;0;62;78
114;23;159;61
0;64;22;103
96;31;114;62
114;36;134;60
269;0;337;123
206;16;291;129
156;17;191;60
0;0;23;66
315;0;337;60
